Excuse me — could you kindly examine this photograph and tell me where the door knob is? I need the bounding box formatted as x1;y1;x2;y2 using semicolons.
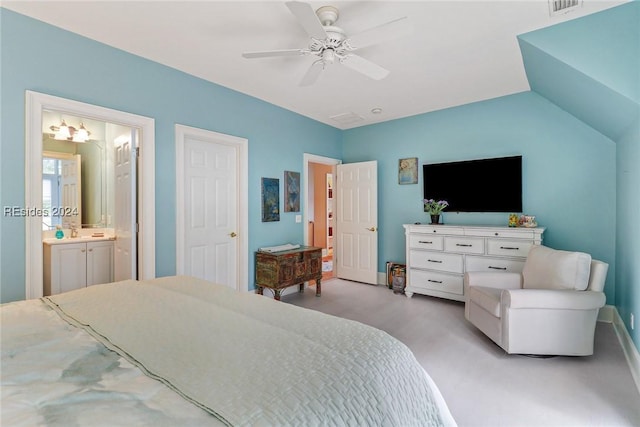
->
229;232;237;238
366;227;377;232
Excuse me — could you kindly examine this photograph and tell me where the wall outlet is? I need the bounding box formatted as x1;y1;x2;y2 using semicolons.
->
631;313;635;330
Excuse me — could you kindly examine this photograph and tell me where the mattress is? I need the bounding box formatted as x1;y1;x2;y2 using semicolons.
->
1;276;456;426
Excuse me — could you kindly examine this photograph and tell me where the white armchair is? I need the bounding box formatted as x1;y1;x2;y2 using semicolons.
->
464;245;608;356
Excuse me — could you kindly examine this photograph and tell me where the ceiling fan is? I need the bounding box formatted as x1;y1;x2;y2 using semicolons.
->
242;1;412;86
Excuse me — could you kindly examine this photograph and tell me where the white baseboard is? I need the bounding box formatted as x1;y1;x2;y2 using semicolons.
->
600;304;640;395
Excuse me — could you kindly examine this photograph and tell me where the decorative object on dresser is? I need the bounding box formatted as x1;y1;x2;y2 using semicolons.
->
255;245;322;300
423;199;449;225
403;224;545;302
464;245;608;356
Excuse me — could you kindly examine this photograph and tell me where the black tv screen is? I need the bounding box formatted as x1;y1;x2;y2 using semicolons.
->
423;156;522;213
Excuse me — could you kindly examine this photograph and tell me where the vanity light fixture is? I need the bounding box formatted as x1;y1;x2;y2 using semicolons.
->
49;120;91;142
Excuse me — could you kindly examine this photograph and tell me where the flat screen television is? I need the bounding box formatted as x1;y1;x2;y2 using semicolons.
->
423;155;522;213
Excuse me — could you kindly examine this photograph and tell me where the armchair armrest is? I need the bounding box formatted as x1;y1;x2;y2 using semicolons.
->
464;271;523;290
502;289;606;310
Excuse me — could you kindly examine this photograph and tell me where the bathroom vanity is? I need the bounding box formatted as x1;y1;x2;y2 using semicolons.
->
43;237;114;296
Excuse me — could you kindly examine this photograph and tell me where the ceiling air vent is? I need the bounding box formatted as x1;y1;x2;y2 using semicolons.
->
549;0;582;16
330;112;364;125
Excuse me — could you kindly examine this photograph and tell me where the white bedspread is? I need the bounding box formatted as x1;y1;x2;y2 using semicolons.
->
2;276;456;426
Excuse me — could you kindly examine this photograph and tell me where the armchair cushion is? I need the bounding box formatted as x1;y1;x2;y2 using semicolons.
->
502;289;606;310
522;245;592;291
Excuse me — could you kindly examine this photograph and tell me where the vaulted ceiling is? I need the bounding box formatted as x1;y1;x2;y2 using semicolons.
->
2;1;628;129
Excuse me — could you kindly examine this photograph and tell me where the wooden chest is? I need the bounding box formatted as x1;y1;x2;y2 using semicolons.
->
255;246;322;300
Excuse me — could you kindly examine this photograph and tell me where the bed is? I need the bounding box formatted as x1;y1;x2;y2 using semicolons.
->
1;275;456;426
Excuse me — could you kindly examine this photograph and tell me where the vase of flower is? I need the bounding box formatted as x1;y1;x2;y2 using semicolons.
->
423;199;448;225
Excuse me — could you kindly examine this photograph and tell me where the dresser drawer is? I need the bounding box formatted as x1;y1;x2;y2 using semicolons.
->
465;228;535;239
444;236;484;254
466;256;526;273
409;250;463;273
418;226;464;235
487;239;533;258
409;234;444;250
409;269;463;295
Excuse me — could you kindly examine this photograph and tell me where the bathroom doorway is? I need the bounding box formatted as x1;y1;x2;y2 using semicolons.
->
25;91;155;299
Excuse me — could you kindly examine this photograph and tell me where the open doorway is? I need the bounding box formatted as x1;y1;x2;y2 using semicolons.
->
303;154;341;282
25;91;155;299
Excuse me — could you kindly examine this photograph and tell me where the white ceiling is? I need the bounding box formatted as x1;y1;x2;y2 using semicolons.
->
3;1;627;129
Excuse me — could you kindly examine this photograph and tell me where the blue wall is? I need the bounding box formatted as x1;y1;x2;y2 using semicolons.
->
0;9;342;301
518;1;640;354
342;92;617;303
1;4;637;353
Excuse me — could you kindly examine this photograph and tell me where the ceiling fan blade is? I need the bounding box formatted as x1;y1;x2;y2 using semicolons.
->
242;49;307;59
286;1;327;40
340;54;389;80
299;60;324;86
347;17;412;50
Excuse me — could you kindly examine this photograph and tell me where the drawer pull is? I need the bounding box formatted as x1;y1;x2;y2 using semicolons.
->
488;266;507;270
456;243;473;247
500;246;520;250
427;259;443;263
428;279;443;284
418;240;433;244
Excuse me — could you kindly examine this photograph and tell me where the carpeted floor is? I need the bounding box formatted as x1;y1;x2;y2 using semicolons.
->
282;278;640;427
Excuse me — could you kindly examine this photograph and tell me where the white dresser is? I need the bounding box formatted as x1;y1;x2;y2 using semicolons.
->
403;224;545;302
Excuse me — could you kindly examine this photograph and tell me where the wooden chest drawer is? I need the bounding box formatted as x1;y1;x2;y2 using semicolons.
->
409;250;463;274
487;239;533;258
444;236;484;254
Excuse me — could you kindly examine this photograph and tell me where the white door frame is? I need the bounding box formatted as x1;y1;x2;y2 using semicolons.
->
25;90;156;299
303;153;341;248
175;124;249;292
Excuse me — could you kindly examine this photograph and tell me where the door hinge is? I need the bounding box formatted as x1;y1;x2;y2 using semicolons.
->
135;147;140;158
135;222;140;233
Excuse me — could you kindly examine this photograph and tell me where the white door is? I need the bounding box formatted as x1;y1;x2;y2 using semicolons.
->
336;161;378;284
113;131;137;281
60;155;82;229
176;127;245;290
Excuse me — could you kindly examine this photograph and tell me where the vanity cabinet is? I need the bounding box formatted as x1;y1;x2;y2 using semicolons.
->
44;239;114;296
403;224;544;302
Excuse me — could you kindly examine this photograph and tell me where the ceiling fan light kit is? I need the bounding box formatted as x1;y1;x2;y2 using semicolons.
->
241;1;411;86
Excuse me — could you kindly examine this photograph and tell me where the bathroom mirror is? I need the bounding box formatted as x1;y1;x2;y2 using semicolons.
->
41;110;113;229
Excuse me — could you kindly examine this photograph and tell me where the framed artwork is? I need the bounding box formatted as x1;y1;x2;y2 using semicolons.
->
398;157;418;184
261;177;280;222
284;171;301;212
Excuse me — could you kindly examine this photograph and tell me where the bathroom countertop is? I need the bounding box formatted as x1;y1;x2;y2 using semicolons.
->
43;236;115;245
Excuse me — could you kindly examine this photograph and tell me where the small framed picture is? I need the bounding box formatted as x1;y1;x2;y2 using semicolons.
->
261;177;280;222
284;171;300;212
398;157;418;185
